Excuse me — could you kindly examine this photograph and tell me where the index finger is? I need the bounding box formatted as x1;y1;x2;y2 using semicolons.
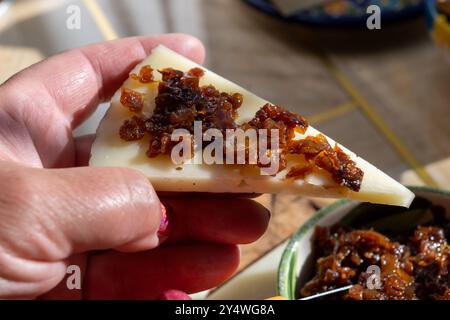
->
2;33;205;128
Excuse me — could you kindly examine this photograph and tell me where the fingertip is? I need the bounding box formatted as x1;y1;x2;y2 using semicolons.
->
179;243;240;294
223;243;240;275
139;33;206;65
226;199;271;244
114;197;167;253
170;33;206;65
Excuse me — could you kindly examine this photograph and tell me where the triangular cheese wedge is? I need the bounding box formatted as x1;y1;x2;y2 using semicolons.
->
90;45;414;207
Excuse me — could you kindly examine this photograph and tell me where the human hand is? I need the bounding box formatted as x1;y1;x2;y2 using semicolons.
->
0;34;270;299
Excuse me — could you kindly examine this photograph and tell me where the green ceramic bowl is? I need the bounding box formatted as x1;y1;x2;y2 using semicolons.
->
277;186;450;299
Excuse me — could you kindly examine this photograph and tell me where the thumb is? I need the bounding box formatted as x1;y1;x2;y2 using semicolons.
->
45;166;163;255
0;164;162;262
51;166;163;254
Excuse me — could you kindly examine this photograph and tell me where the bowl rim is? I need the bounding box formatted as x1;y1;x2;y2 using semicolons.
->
276;185;450;299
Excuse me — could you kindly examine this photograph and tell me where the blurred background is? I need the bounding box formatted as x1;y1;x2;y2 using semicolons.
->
1;0;449;270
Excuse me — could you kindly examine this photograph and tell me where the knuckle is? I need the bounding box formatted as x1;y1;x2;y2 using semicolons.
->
0;166;64;260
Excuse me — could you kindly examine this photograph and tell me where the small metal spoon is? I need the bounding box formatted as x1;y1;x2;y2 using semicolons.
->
299;285;354;300
266;284;354;300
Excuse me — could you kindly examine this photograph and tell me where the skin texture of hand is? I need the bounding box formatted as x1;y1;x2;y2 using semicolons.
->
0;34;270;299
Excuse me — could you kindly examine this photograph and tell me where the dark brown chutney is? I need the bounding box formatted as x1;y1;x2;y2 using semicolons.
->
119;65;364;191
301;213;450;300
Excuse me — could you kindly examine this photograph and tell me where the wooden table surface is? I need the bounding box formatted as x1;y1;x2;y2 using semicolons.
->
1;0;449;271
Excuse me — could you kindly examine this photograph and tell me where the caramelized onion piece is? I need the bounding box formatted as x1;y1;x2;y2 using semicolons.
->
119;116;145;141
131;65;154;83
250;103;308;133
120;88;144;113
287;134;363;191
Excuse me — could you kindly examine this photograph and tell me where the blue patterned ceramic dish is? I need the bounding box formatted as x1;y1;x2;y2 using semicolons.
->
245;0;424;25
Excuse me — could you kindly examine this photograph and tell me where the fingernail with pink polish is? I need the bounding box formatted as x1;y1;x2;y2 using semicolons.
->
157;203;170;242
159;289;191;300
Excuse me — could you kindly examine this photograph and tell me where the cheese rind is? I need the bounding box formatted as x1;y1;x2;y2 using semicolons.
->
90;45;415;207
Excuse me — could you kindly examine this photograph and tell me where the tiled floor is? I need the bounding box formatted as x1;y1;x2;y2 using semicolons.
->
1;0;449;269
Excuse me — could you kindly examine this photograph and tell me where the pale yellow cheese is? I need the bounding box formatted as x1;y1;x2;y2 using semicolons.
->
90;45;414;207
